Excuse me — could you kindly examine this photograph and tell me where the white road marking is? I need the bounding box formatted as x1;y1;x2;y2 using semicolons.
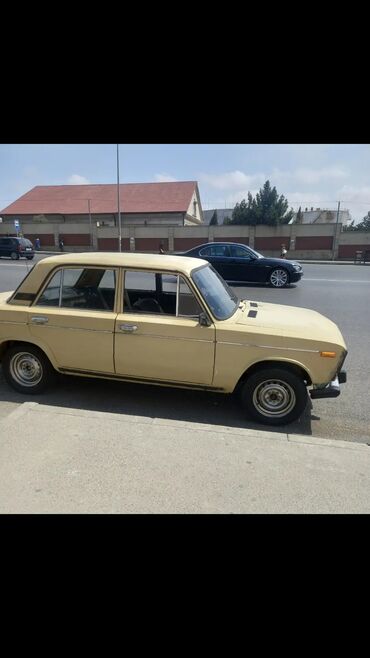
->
304;278;370;283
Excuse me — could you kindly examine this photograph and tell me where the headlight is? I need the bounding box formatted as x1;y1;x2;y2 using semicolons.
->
292;264;302;271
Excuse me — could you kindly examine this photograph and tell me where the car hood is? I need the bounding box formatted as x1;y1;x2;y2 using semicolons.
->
234;300;346;347
258;257;301;268
0;291;13;304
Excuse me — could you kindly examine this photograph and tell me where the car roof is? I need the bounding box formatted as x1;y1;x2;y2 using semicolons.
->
195;242;250;247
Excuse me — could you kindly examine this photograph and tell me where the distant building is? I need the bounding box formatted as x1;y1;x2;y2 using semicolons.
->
203;208;233;225
290;207;351;226
0;181;204;227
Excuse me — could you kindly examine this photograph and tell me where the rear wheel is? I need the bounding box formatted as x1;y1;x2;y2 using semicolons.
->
2;344;56;394
269;268;289;287
240;366;308;426
10;251;19;260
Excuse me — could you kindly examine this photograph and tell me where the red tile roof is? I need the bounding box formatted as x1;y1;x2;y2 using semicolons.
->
0;182;198;215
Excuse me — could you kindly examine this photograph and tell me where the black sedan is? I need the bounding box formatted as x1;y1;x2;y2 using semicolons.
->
180;242;303;287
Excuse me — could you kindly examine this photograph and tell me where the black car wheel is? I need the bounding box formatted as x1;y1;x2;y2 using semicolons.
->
26;256;34;260
10;251;19;260
2;343;56;394
240;366;308;426
269;268;289;287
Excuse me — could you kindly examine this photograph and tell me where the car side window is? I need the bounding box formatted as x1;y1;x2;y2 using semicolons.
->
178;277;203;317
231;245;252;259
36;268;116;311
36;271;62;306
200;245;230;257
123;271;203;318
124;270;176;315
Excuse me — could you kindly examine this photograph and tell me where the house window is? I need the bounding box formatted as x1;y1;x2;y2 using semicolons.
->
193;200;197;217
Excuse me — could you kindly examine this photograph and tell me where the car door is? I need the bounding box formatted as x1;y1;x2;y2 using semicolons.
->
28;267;118;373
227;244;260;282
114;269;215;385
199;244;232;280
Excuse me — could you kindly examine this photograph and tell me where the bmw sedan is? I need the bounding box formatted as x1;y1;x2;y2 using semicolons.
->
180;242;303;287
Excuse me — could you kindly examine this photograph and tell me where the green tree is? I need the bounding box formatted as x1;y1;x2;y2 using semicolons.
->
231;181;294;226
295;206;303;224
343;213;370;231
231;192;256;225
355;212;370;231
209;210;218;226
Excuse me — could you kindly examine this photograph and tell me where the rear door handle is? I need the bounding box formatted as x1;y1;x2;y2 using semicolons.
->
31;316;49;324
119;324;138;333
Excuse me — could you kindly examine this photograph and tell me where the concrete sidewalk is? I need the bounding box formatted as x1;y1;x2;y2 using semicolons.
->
0;402;369;514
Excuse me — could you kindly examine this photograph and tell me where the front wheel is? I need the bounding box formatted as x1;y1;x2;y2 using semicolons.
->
26;255;34;260
10;251;19;260
240;367;308;426
2;343;56;394
269;268;289;287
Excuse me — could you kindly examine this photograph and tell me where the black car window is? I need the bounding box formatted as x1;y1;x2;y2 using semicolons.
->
0;238;12;245
200;244;230;257
199;246;212;256
20;238;33;247
231;245;253;259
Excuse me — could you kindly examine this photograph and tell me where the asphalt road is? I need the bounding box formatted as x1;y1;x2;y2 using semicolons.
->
0;255;369;443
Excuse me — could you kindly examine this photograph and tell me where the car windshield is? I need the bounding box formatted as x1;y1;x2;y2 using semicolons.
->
191;264;239;320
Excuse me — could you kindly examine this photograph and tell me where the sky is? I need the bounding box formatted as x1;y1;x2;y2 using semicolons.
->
0;143;370;222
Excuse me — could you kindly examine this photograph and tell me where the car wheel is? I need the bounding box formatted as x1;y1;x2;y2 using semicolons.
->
269;268;289;287
240;366;308;426
2;343;56;394
26;256;34;260
10;251;19;260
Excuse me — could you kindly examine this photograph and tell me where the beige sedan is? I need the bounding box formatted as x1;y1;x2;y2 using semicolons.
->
0;253;347;425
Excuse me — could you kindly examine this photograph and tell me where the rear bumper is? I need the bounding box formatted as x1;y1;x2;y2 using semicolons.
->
310;370;347;399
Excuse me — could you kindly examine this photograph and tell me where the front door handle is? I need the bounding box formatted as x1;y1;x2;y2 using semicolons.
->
31;316;49;325
119;324;138;333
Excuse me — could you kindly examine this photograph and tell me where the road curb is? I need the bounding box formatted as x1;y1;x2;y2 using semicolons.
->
1;401;368;451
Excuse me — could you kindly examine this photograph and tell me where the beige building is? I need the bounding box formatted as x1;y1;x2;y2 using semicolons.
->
0;181;204;229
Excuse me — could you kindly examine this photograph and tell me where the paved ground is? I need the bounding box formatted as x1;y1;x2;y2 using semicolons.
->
0;402;369;514
0;257;369;444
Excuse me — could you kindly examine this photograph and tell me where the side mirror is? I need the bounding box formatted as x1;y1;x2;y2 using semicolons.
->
199;312;211;327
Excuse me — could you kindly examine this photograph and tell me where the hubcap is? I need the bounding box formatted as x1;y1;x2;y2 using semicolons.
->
270;269;288;287
10;352;43;387
253;379;296;418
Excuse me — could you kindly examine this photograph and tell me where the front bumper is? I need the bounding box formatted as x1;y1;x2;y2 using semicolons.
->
310;370;347;399
289;270;303;283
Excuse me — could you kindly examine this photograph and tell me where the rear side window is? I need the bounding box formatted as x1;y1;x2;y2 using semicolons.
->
0;238;12;246
35;268;116;311
200;244;230;257
20;238;33;247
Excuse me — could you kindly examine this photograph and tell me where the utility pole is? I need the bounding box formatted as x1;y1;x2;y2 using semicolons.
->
117;144;122;252
332;200;341;261
88;198;92;249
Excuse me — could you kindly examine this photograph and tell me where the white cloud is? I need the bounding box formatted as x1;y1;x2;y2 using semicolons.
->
336;184;370;221
270;167;348;186
154;173;178;182
199;170;265;191
67;174;91;185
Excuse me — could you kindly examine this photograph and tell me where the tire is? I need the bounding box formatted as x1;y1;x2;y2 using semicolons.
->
269;268;289;288
2;343;56;394
26;255;34;260
10;251;19;260
240;366;308;426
